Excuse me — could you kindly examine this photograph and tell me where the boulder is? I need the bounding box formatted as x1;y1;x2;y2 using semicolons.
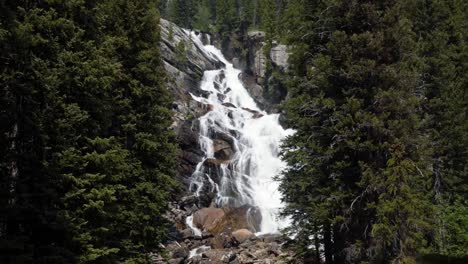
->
172;246;189;259
192;208;226;233
180;195;198;209
209;206;262;249
248;31;266;42
217;93;226;102
181;228;194;239
232;229;255;244
213;139;234;161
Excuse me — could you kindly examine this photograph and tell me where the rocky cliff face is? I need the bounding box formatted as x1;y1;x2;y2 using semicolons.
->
158;19;295;264
160;19;221;188
222;30;290;113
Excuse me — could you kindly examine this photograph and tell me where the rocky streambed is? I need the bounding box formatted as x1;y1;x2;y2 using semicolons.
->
150;201;296;264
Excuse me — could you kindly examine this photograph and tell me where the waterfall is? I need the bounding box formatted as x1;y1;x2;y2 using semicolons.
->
188;33;294;234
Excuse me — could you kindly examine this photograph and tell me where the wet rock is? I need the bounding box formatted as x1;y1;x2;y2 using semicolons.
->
213;139;234;161
232;229;255;244
222;102;236;108
202;158;227;185
241;107;257;114
253;112;264;119
232;57;246;69
180;195;198;209
227;110;234;119
217;93;226;102
212;131;236;146
217;71;226;83
189;100;214;118
241;107;264;118
199;90;212;99
214;81;222;91
197;191;217;208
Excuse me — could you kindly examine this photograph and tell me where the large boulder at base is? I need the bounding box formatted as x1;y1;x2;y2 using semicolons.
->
192;208;226;233
190;206;262;249
232;229;255;244
209;206;262;249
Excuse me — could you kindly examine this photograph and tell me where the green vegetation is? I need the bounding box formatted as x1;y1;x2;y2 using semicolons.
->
278;0;467;263
0;0;177;263
175;40;188;66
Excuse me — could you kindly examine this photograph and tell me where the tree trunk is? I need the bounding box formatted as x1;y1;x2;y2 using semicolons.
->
324;224;333;264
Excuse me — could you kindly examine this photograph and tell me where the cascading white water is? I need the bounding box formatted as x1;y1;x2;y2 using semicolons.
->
188;32;294;234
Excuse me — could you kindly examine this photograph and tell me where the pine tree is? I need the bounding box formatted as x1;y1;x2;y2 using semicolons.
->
1;0;177;262
169;0;196;29
280;1;433;263
192;0;212;32
411;0;468;258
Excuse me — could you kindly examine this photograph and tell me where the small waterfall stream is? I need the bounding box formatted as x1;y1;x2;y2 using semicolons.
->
187;32;294;234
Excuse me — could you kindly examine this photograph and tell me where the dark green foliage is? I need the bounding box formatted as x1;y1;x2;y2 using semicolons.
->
167;0;197;29
1;0;177;263
175;40;188;66
280;0;435;263
411;0;468;257
279;0;467;263
192;0;212;32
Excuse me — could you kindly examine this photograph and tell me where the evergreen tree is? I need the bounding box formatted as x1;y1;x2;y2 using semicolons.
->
192;0;212;32
412;0;468;258
280;1;433;263
168;0;196;29
0;0;177;262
